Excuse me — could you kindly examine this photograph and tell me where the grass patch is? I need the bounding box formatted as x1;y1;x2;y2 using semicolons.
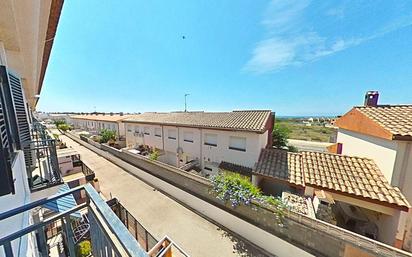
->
277;119;336;142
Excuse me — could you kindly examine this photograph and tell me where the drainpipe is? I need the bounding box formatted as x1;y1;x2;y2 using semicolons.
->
161;125;165;151
200;128;203;169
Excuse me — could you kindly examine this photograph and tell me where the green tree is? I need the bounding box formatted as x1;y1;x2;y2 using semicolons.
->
99;129;116;143
272;122;290;148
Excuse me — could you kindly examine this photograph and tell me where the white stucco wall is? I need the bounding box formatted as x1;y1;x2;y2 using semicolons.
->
124;122;269;172
0;151;36;257
337;129;398;182
72;119;125;137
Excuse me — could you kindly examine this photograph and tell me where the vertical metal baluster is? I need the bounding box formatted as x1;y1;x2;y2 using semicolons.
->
62;215;76;257
4;241;14;257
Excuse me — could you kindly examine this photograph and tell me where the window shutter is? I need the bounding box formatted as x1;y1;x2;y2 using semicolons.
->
7;70;33;167
229;136;246;151
0;68;14;196
204;133;217;146
0;66;19;150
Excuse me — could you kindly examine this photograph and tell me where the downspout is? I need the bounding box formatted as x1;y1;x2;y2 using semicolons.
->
200;128;203;169
161;125;165;151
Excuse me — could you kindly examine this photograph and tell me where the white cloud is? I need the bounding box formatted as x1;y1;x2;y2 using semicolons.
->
244;0;412;73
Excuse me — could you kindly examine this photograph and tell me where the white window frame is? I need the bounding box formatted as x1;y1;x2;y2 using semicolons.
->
204;133;217;147
144;127;150;135
155;128;162;137
183;131;194;143
228;136;246;152
168;129;177;140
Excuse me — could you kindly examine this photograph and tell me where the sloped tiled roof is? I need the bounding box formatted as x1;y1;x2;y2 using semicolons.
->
254;149;410;209
219;161;253;178
301;151;410;209
123;110;272;133
355;105;412;139
71;114;133;122
254;149;304;186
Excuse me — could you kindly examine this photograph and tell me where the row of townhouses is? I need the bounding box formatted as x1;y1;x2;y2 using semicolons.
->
69;91;412;252
71;110;274;175
0;1;185;257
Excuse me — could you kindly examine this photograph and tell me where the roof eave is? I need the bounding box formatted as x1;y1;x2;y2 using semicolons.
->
35;0;64;107
122;120;267;133
392;134;412;141
306;183;410;212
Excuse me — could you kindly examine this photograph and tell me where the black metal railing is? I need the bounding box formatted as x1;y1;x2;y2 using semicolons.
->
24;138;63;191
24;122;63;191
81;162;95;181
108;199;158;252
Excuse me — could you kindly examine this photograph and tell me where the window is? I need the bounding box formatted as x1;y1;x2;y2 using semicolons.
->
134;126;140;133
204;133;217;147
144;127;150;135
229;136;246;152
204;167;213;171
155;128;162;137
127;125;132;132
183;131;194;143
168;129;177;140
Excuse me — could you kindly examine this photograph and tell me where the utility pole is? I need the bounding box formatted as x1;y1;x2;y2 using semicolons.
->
184;93;190;112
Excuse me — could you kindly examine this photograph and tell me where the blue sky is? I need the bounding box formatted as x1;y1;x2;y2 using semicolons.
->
38;0;412;116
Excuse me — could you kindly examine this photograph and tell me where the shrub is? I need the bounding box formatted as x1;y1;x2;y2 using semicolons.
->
287;145;299;152
99;129;116;143
272;122;290;148
53;119;66;127
76;240;91;257
58;124;72;132
149;149;159;161
211;173;285;222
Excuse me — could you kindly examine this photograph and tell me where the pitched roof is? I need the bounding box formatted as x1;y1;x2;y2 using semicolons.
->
254;149;304;186
354;105;412;139
123;110;272;133
219;161;252;178
71;114;132;122
254;149;410;210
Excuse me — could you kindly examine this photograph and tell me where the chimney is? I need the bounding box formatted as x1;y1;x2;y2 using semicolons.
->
364;91;379;107
120;112;124;116
110;112;113;116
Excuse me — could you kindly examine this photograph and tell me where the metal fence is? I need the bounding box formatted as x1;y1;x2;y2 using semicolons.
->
0;184;149;257
108;199;158;252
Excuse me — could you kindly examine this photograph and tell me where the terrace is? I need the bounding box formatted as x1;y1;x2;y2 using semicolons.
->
0;184;189;257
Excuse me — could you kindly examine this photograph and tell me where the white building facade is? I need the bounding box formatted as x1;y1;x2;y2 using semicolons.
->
0;0;64;256
335;96;412;251
123;111;273;175
71;114;130;138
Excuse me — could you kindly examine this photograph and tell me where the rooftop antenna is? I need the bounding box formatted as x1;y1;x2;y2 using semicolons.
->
184;93;190;112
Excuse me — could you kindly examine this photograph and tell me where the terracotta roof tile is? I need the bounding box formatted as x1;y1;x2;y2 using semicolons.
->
254;149;304;186
253;149;410;209
355;105;412;138
122;110;272;133
301;151;410;209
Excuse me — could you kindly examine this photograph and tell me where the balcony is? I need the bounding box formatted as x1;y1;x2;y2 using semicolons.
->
0;184;189;257
25;122;63;191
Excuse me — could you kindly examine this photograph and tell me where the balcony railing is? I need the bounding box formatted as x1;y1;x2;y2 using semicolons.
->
25;122;63;191
0;184;189;257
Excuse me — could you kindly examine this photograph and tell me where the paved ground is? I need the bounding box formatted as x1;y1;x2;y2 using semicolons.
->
58;133;272;257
